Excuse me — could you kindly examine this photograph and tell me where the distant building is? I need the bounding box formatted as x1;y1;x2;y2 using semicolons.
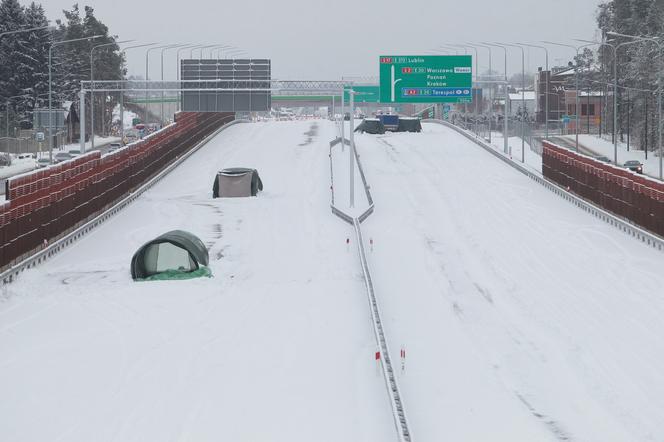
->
534;66;573;123
508;91;536;118
564;90;608;134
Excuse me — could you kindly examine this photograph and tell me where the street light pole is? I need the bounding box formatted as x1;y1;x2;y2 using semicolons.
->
518;43;549;140
117;43;156;143
439;45;460;55
0;25;49;39
574;38;645;163
453;44;480;134
49;34;103;162
225;49;248;59
607;31;663;179
176;45;202;113
341;86;345;152
542;42;589;152
90;39;133;151
145;44;178;125
349;87;355;208
471;43;493;143
498;43;526;162
161;44;188;125
210;45;232;59
484;42;509;153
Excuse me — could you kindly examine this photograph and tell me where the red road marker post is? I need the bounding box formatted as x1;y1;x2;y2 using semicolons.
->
346;237;350;252
369;238;374;252
400;346;406;373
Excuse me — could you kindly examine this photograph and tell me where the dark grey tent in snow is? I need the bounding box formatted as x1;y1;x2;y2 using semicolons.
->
355;118;385;134
212;168;263;198
131;230;210;280
397;117;422;132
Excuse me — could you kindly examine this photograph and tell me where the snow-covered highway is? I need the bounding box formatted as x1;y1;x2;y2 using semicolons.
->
357;122;664;441
3;119;664;442
0;120;393;442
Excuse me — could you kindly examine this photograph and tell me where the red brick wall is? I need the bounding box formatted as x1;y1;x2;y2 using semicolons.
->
542;140;664;236
0;112;233;270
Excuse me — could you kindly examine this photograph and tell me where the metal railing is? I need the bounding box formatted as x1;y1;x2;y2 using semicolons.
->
328;122;411;442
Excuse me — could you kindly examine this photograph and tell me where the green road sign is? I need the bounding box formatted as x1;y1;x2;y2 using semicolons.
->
379;55;473;103
343;85;380;103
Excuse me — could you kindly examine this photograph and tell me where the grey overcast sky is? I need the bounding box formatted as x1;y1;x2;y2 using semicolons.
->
42;0;603;81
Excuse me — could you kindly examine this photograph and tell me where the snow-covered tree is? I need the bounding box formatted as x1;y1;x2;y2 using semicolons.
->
596;0;664;152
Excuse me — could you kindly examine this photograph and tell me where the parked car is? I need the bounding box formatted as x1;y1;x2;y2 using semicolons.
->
595;155;611;163
624;160;643;174
54;152;73;163
108;142;122;153
36;158;51;168
68;149;81;157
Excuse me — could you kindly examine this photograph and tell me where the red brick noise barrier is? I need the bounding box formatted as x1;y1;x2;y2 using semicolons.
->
542;140;664;237
0;112;233;271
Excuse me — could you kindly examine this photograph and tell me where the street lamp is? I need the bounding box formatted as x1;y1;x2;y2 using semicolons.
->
435;45;456;55
117;42;156;142
497;42;526;162
161;44;189;124
468;43;493;143
483;42;509;154
0;25;49;39
606;31;663;178
209;45;232;59
145;44;179;124
574;38;647;163
90;39;133;150
452;44;480;133
175;45;203;113
192;44;218;59
517;43;549;139
224;49;248;59
176;44;200;80
49;34;103;162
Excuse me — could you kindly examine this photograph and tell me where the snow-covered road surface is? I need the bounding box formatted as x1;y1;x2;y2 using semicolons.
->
4;118;664;441
357;122;664;441
0;120;393;442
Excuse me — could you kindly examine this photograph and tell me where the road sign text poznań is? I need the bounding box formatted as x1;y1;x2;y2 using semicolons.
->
379;55;473;103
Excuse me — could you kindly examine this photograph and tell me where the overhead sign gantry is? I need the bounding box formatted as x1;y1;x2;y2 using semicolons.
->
379;55;473;103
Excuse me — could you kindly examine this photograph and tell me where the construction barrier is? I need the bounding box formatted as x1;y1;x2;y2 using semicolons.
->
0;112;233;271
542;140;664;237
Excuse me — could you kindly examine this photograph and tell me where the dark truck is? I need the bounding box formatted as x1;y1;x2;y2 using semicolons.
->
377;114;400;131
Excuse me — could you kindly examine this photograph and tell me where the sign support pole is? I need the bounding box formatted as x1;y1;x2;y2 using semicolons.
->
341;89;345;152
349;88;355;208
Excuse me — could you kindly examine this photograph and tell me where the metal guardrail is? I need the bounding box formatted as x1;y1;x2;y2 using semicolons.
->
328;125;411;442
423;119;664;252
1;119;247;284
352;217;411;442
